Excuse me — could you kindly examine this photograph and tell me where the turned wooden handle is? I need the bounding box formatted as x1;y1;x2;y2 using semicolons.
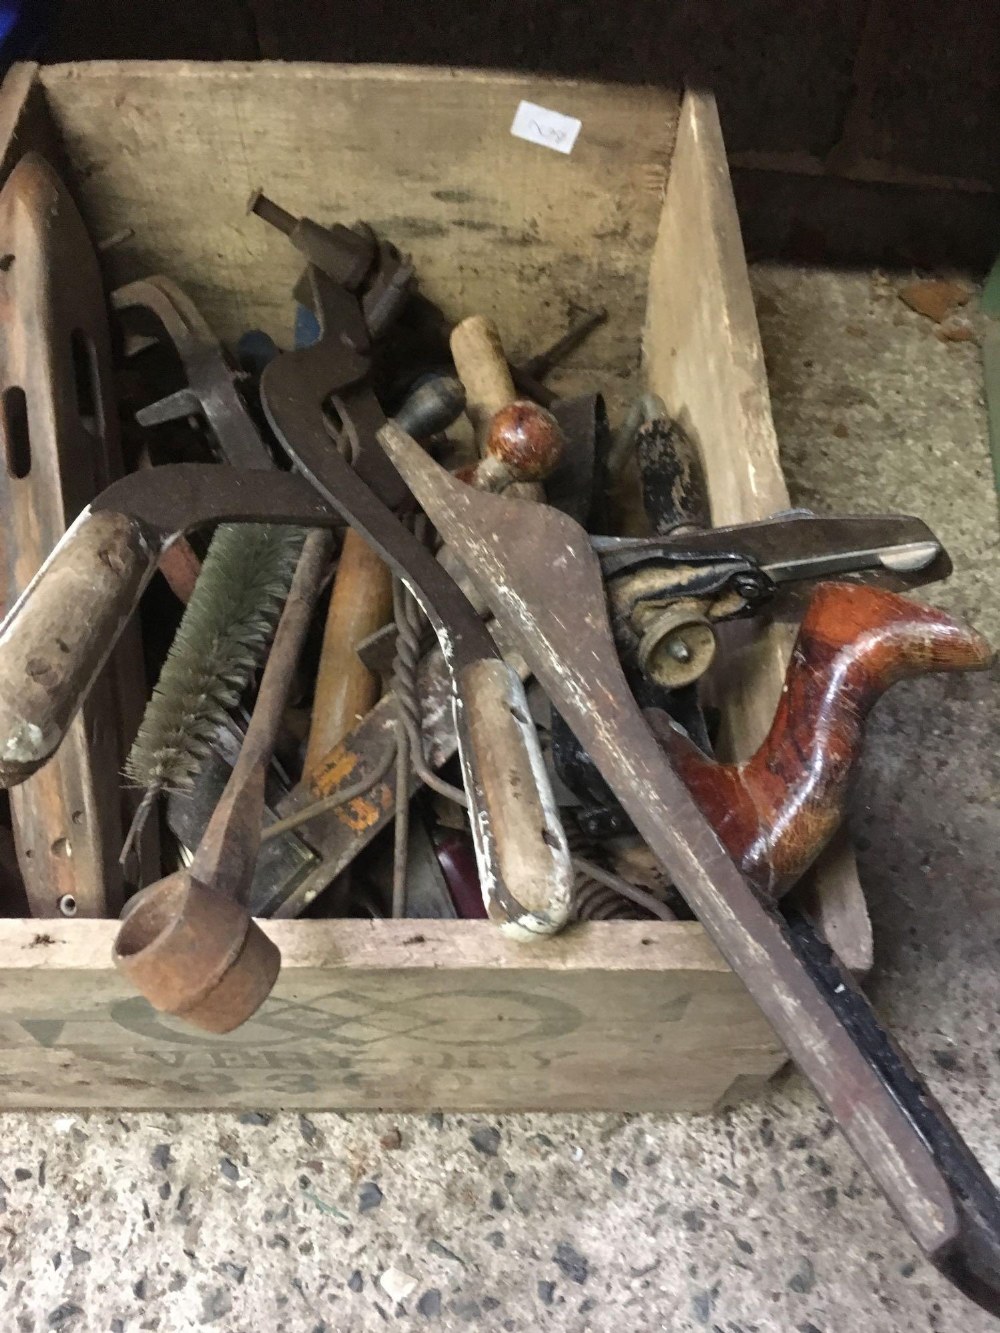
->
454;657;572;938
0;509;159;787
449;314;568;497
450;315;518;440
654;582;994;898
470;402;567;493
303;528;394;775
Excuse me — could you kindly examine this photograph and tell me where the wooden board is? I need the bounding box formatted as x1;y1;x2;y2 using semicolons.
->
38;61;679;421
644;93;872;974
0;62;871;1108
0;920;782;1111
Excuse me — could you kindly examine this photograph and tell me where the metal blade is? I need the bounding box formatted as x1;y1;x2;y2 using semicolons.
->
596;513;950;590
378;420;1000;1310
92;463;339;539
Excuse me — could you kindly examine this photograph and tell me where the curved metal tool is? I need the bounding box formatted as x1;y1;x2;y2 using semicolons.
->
258;270;572;939
112;275;274;472
0;465;337;786
378;419;1000;1315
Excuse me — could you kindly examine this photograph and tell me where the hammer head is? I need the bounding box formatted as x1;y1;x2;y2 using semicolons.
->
113;872;280;1033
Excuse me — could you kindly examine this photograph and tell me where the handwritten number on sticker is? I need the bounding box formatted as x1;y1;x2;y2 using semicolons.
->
530;120;567;145
511;101;582;155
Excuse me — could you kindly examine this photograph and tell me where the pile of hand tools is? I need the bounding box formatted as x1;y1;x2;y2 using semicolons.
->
0;148;998;1312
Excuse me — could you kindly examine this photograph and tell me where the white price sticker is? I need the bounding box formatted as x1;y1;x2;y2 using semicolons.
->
510;100;582;155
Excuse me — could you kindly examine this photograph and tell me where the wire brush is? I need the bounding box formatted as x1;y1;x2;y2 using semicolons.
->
121;522;308;858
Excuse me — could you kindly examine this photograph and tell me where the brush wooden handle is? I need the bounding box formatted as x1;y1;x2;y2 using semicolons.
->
653;582;994;898
0;509;158;786
303;528;394;775
454;657;572;938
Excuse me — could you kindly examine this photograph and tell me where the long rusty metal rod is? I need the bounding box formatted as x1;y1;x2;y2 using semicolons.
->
378;419;1000;1314
187;528;334;895
112;529;333;1034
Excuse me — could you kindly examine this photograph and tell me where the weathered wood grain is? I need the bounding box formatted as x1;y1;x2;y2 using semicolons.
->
0;919;782;1110
39;61;678;423
0;63;872;1107
645;92;872;973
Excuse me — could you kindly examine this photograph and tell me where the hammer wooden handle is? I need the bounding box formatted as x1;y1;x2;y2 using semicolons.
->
0;509;158;787
303;528;394;774
450;314;567;499
450;315;517;441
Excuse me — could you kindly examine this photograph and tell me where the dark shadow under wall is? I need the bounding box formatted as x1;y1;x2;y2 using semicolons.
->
42;0;1000;271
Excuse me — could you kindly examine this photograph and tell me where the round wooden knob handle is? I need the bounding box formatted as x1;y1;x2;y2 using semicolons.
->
472;401;566;492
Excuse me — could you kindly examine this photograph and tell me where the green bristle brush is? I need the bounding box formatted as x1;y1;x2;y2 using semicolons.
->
121;522;308;860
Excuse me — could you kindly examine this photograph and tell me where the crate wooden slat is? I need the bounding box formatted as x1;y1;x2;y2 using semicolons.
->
0;61;869;1110
0;919;786;1111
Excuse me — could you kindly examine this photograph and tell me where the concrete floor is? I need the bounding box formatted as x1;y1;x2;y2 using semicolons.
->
1;265;997;1332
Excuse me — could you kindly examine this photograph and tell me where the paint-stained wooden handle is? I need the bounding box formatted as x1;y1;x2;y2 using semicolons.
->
303;528;394;775
652;582;994;898
0;509;158;787
450;314;518;441
454;657;572;938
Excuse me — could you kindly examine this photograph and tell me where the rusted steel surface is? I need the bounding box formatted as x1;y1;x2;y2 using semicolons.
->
379;420;1000;1314
259;263;572;940
254;636;503;919
113;530;332;1033
113;274;274;471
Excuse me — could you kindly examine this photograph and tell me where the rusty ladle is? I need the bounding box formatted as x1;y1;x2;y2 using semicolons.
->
113;529;333;1032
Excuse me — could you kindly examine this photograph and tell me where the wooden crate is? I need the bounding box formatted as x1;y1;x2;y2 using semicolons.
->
0;61;871;1111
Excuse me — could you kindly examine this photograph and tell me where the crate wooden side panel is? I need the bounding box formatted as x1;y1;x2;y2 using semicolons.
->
0;63;858;1110
644;92;872;974
0;920;783;1110
0;63;65;187
36;60;679;418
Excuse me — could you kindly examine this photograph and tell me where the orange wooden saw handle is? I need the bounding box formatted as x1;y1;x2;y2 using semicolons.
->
652;582;993;898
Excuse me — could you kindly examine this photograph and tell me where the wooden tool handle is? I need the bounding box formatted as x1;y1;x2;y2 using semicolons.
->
303;528;394;775
454;657;572;938
654;582;994;897
449;315;518;440
471;401;567;493
0;509;158;787
450;316;567;492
